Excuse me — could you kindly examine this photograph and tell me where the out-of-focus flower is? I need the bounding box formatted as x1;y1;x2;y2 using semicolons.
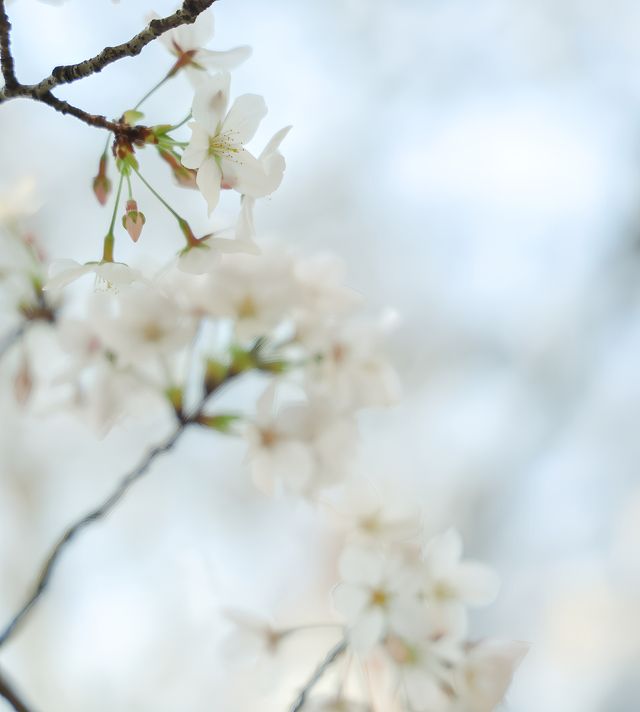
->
330;479;421;545
333;546;425;652
303;317;401;410
245;387;358;496
92;283;197;366
421;529;500;633
449;640;528;712
181;72;272;214
219;610;288;667
189;251;296;340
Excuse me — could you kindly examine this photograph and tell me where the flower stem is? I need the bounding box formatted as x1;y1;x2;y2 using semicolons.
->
133;73;171;111
102;172;124;262
166;112;192;132
132;167;199;246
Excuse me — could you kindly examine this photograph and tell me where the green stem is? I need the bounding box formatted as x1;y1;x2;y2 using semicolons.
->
102;172;125;262
166;112;192;132
133;73;172;111
132;167;200;247
125;171;133;201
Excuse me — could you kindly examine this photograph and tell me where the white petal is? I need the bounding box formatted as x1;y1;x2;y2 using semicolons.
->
196;158;222;215
424;528;463;571
349;608;385;653
454;562;501;606
195;45;252;70
192;71;231;130
338;546;385;585
222;93;267;144
44;259;90;290
236;195;257;242
181;122;210;169
332;583;369;621
221;148;271;197
259;125;292;160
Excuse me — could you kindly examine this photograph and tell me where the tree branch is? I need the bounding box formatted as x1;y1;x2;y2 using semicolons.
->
0;1;18;92
0;0;219;136
289;639;348;712
0;416;189;648
0;667;37;712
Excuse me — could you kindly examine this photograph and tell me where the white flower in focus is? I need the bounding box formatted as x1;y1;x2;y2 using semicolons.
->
181;72;271;214
246;387;358;497
92;284;197;366
333;546;424;653
155;9;251;80
303;318;401;410
451;640;529;712
421;529;501;634
44;259;140;292
236;126;292;244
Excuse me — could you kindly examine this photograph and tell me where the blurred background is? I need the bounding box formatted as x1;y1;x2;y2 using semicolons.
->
1;0;640;710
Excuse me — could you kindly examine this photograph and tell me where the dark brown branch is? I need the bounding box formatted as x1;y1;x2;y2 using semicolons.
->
0;667;37;712
289;639;348;712
36;91;149;140
0;1;18;91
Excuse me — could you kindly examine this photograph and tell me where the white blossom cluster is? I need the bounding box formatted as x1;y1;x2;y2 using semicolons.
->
0;7;526;711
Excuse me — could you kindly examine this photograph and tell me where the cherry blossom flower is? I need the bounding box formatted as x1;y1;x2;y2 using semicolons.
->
332;546;425;653
189;251;296;340
303;317;401;410
384;632;463;712
44;259;140;292
421;529;501;634
330;479;421;546
219;610;288;668
91;283;197;367
245;387;358;496
156;9;252;80
181;72;272;214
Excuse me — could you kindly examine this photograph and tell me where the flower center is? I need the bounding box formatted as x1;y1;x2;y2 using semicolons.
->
370;587;389;607
142;322;165;342
237;294;257;319
208;131;241;160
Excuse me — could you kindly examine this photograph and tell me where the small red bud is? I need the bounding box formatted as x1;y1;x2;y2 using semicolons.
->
122;199;146;242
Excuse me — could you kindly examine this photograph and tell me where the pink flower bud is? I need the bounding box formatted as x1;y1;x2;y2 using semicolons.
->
122;199;146;243
92;154;112;205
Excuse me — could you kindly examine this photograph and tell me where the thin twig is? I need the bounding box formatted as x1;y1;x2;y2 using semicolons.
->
0;322;27;360
0;666;37;712
0;417;188;648
289;639;348;712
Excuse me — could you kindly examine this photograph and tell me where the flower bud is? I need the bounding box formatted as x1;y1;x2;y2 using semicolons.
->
158;149;197;189
92;154;112;205
121;199;146;243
